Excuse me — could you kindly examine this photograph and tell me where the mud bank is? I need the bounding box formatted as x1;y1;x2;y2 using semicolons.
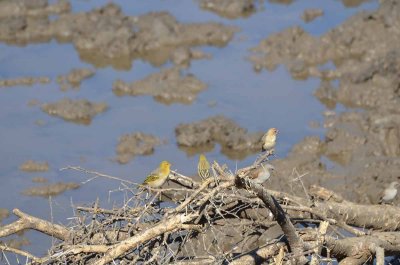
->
0;0;70;19
199;0;256;19
115;132;163;164
31;177;48;183
0;77;50;87
57;68;95;91
113;67;207;105
250;0;400;203
19;160;49;172
41;98;108;125
301;9;323;23
0;2;236;69
22;182;79;197
175;115;263;159
170;47;211;68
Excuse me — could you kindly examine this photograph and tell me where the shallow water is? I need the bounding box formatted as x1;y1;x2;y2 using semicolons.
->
0;0;378;257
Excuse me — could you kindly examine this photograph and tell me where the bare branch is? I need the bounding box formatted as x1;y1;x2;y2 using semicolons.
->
0;209;69;240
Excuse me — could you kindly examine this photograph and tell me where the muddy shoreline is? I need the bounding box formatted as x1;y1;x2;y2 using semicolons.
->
249;0;400;203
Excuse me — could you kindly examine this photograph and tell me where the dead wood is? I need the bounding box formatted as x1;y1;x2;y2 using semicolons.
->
234;175;308;265
0;209;69;240
1;158;400;264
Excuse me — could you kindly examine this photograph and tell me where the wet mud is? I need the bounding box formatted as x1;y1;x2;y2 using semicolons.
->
41;98;108;125
301;9;324;23
19;160;49;172
250;0;400;203
175;115;263;160
170;47;211;68
22;182;80;197
0;0;70;19
113;67;207;105
57;68;95;91
0;77;50;87
31;177;48;183
199;0;256;19
0;2;236;69
115;132;163;164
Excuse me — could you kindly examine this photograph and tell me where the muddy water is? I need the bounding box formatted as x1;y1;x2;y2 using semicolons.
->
0;0;377;257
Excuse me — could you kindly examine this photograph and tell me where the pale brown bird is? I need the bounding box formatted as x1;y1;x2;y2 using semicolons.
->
248;163;275;184
262;128;278;152
379;181;399;204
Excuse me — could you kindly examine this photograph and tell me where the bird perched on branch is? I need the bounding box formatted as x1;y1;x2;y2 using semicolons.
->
262;128;278;152
379;181;399;204
142;161;171;188
197;154;211;181
248;163;275;184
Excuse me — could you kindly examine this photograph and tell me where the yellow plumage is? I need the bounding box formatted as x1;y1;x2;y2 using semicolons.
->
197;154;211;181
143;161;171;188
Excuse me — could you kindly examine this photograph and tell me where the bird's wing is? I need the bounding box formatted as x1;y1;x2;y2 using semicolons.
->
199;159;210;170
143;168;161;184
143;174;158;184
261;133;267;142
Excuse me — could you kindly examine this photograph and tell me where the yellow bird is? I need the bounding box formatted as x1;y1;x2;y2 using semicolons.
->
197;154;211;181
142;161;171;188
262;128;278;152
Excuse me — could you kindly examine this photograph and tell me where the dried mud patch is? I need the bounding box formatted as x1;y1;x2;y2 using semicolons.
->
19;160;49;172
113;67;207;105
175;115;263;160
57;68;95;91
22;182;80;197
115;132;163;164
41;98;108;125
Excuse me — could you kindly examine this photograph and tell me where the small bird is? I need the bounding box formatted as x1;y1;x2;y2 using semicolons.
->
262;128;278;152
142;161;171;188
248;163;275;184
379;181;399;204
197;154;211;181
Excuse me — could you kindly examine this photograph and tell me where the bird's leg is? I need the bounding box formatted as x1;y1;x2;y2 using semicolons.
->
150;191;162;208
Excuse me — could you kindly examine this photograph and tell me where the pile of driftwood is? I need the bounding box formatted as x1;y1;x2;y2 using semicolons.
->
1;152;400;264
